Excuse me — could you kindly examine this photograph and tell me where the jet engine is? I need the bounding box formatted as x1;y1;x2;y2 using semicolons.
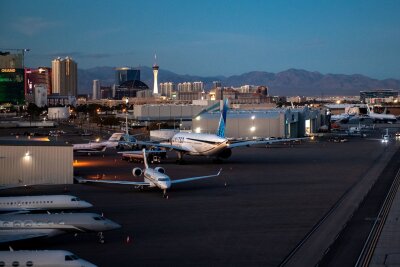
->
217;148;232;159
132;167;143;177
154;167;166;174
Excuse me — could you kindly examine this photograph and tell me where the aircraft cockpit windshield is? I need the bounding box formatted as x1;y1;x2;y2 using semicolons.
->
71;197;81;201
93;216;106;221
158;178;169;181
65;254;79;261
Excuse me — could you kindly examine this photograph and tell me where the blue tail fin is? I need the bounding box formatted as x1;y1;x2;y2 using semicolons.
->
216;99;228;137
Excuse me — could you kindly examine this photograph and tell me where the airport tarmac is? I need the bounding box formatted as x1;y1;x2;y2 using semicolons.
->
0;134;399;266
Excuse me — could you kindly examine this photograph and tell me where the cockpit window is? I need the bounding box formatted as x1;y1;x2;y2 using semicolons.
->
65;255;79;261
158;178;168;181
93;216;105;221
71;197;80;201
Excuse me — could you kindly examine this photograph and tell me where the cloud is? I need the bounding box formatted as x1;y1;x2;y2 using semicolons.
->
13;17;57;36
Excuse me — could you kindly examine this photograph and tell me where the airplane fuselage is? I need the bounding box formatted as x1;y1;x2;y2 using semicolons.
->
0;195;92;212
144;169;171;190
165;132;229;157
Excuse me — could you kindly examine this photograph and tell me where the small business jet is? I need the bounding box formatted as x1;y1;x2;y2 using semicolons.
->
76;149;221;197
0;195;92;213
366;104;397;123
0;249;97;267
73;133;125;154
0;212;121;243
132;99;308;162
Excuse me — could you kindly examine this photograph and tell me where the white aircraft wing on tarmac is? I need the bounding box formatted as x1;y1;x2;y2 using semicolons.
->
227;137;308;148
170;169;222;184
75;177;151;186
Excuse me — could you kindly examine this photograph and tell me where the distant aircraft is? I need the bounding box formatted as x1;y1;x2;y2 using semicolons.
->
0;249;97;267
73;133;125;154
0;195;92;213
366;104;397;123
0;213;120;243
119;149;167;163
127;99;308;162
76;149;221;197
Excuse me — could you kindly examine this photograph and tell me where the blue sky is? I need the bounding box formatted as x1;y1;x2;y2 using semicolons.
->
1;0;400;79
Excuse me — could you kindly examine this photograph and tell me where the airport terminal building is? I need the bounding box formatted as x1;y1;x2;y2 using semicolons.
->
192;107;320;139
0;140;73;185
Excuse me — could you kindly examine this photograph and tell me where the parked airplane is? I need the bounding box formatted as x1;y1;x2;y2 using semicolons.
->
131;99;308;162
76;149;221;197
0;250;97;267
0;213;120;243
366;104;397;123
73;133;125;154
0;195;92;213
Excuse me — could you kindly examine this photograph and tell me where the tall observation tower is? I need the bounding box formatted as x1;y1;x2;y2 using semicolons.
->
152;54;159;95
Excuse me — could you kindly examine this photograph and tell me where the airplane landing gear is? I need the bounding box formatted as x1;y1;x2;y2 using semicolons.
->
163;189;168;199
98;232;105;244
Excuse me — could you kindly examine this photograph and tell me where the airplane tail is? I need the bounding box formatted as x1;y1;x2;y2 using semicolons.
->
216;99;228;138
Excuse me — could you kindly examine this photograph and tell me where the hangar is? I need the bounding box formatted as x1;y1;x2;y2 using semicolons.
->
192;107;321;139
0;140;73;186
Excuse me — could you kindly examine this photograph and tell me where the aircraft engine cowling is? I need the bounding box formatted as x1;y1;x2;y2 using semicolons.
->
218;148;232;159
154;167;166;174
132;167;143;177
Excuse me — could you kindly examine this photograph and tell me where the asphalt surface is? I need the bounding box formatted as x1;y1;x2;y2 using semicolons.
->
1;128;399;267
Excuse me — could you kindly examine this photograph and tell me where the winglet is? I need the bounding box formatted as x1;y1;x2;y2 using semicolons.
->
217;168;222;176
142;149;149;169
9;246;13;252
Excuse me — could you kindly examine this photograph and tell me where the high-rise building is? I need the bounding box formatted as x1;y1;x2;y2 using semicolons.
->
160;82;175;98
34;85;47;107
153;56;159;95
0;50;25;104
25;67;52;95
51;57;77;96
213;81;222;89
92;80;100;100
177;82;193;92
115;67;140;85
192;81;204;92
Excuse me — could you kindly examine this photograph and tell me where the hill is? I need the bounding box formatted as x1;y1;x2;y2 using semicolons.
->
77;67;400;96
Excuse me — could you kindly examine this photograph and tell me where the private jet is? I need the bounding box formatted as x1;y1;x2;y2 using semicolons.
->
366;104;397;123
132;99;308;162
76;149;221;197
0;195;92;213
0;213;120;243
73;133;125;154
0;250;97;267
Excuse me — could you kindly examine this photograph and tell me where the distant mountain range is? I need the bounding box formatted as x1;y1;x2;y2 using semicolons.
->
78;67;400;96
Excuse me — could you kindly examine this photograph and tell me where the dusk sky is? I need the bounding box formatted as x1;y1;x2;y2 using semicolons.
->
1;0;400;79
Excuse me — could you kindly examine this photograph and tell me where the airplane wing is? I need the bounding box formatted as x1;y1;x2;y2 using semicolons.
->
118;150;166;154
171;168;222;184
75;177;151;186
75;146;107;153
227;137;309;148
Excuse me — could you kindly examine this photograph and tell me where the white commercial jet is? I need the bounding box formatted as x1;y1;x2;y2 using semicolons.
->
366;104;397;123
0;195;92;213
76;149;221;197
0;250;97;267
0;213;121;243
134;99;308;162
73;133;125;154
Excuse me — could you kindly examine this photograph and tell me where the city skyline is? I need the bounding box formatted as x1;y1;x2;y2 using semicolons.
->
1;0;400;80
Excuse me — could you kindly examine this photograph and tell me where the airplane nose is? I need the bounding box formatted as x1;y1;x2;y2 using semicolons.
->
83;201;93;208
105;220;121;230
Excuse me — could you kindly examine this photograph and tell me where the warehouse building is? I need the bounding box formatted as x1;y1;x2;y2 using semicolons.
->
0;140;73;186
192;106;320;139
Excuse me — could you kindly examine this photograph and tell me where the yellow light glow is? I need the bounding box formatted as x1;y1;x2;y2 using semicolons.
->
196;116;201;121
251;115;255;120
195;127;201;133
250;126;256;132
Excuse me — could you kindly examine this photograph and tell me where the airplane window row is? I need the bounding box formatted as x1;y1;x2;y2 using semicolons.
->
0;221;65;226
1;201;54;205
0;261;33;267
